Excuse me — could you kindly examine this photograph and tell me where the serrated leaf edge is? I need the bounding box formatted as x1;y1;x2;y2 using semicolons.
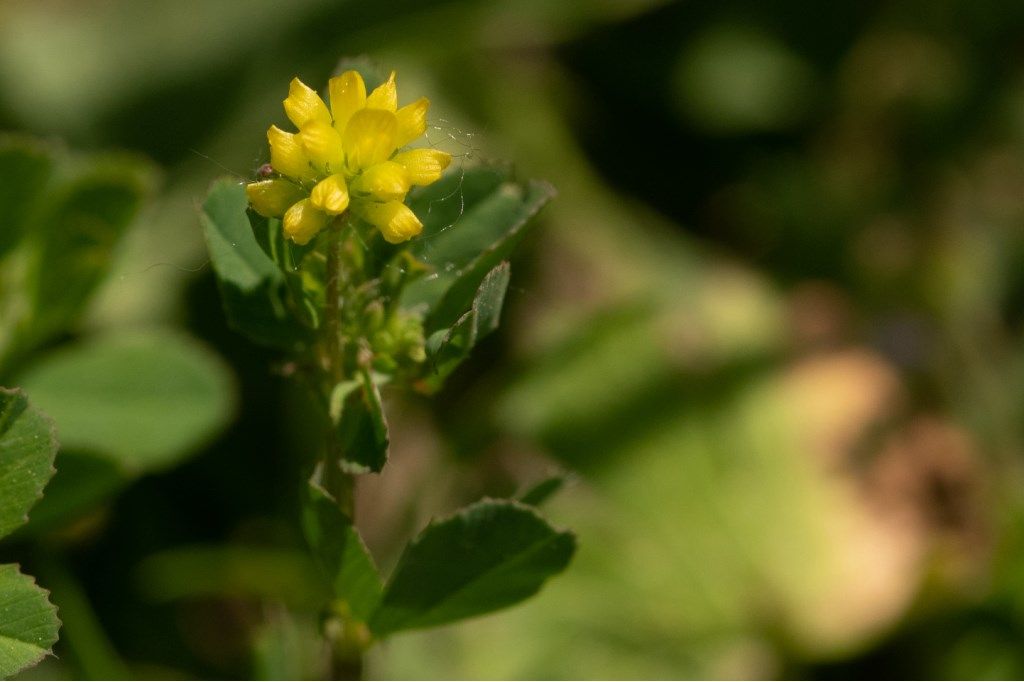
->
0;387;59;539
0;562;61;676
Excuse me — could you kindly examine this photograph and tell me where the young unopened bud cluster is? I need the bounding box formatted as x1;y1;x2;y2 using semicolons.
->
362;301;426;374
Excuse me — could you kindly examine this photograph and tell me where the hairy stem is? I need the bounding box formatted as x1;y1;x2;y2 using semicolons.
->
323;215;356;519
321;214;363;680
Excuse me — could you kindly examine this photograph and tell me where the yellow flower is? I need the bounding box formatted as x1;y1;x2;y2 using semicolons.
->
246;71;451;245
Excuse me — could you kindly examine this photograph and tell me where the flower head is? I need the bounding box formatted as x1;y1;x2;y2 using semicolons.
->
246;71;451;245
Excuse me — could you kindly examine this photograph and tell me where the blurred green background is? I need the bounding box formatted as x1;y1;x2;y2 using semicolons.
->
5;0;1024;678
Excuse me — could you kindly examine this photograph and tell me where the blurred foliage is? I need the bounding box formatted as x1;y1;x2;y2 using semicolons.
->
2;0;1024;678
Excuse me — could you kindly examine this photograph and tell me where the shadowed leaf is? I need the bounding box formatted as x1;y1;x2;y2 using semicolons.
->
401;166;554;329
28;155;155;346
518;474;569;507
202;178;308;349
369;499;575;636
423;262;511;388
302;480;382;621
330;371;389;474
0;136;53;259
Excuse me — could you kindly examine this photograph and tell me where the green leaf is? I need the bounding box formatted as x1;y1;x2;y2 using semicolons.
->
250;213;322;331
518;474;569;507
0;387;57;539
407;165;508;244
368;499;576;636
0;136;53;260
452;260;510;341
27;154;155;347
424;262;511;387
0;389;60;677
329;371;389;474
401;166;554;329
17;331;234;473
302;480;382;621
0;564;60;678
201;178;307;349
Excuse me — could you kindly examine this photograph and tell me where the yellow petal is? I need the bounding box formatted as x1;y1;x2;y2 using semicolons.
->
352;161;410;201
328;70;366;135
343;109;398;173
310;174;350;215
395;97;430;147
357;200;422;244
365;71;397;112
283;77;332;129
268;125;315;181
283;199;328;245
245;179;306;218
299;119;345;173
392;148;451;186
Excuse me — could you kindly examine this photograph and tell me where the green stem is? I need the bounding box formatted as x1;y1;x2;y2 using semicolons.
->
320;214;363;680
322;215;356;520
